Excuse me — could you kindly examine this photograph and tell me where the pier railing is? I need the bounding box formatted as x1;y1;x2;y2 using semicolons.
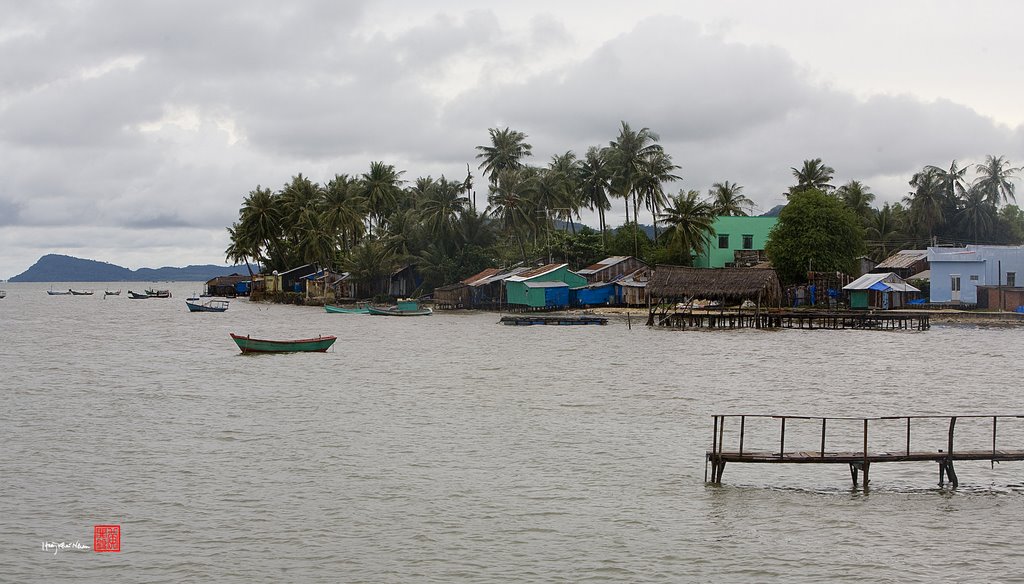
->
706;414;1024;488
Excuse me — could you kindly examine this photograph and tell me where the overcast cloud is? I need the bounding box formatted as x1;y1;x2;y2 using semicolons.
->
2;0;1023;278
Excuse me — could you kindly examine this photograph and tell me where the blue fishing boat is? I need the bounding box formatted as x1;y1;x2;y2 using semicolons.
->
186;298;229;312
367;299;433;316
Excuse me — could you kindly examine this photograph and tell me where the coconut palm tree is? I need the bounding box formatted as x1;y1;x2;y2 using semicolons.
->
974;155;1021;206
322;174;366;253
238;185;285;270
487;167;538;261
956;185;998;243
342;240;395;297
608;121;664;255
636;149;680;244
420;176;469;249
926;160;971;204
835;180;876;225
360;161;406;235
708;181;753;217
476;127;533;189
864;203;903;262
904;168;946;241
579;146;612;248
659;189;716;264
790;158;836;195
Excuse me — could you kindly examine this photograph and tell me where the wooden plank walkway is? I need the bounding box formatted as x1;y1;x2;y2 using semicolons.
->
706;415;1024;489
649;309;929;330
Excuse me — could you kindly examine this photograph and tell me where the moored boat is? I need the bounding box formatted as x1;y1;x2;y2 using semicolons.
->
47;289;72;296
186;298;229;312
324;302;370;314
230;333;337;354
104;289;121;296
0;290;6;299
367;299;433;316
145;288;172;298
70;289;94;296
128;290;150;299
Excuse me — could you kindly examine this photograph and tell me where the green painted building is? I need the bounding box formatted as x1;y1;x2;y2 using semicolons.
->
505;263;587;308
693;216;778;268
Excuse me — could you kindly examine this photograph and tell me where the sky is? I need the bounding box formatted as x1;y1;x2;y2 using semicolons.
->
2;0;1024;278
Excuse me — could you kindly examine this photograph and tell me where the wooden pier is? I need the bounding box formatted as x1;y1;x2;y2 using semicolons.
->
706;415;1024;489
650;309;929;330
499;315;608;326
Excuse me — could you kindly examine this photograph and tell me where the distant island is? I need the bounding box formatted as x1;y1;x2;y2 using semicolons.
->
9;254;248;282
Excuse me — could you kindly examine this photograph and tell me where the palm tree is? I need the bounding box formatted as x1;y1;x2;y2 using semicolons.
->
835;180;876;225
636;149;680;244
974;155;1021;206
295;206;335;271
708;181;753;217
322;174;366;253
476;127;533;189
225;223;259;279
608;121;664;255
420;176;469;249
864;203;903;261
487;167;538;260
926;160;971;203
360;161;406;235
579;146;612;248
342;240;395;297
238;185;285;270
790;158;835;195
659;189;716;264
546;151;583;233
956;185;998;243
904;168;946;241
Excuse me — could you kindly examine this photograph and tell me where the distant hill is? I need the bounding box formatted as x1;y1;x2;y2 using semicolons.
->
9;254;248;282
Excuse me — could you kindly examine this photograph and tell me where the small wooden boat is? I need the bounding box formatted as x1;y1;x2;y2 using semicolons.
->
499;315;608;326
70;289;94;296
186;298;229;312
324;302;370;314
47;289;72;296
128;290;150;299
0;290;6;299
145;288;172;298
230;333;336;354
104;289;121;296
367;299;433;316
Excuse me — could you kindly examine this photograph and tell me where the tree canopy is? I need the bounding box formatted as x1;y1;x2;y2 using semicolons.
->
765;189;865;284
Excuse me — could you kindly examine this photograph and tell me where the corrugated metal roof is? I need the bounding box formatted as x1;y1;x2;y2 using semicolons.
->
578;256;631;274
506;263;567;282
843;272;920;292
876;249;928;270
463;268;500;285
472;267;529;286
524;280;569;288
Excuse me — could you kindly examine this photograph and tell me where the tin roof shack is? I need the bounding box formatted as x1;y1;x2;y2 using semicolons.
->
205;274;249;297
616;271;649;306
434;282;471;309
279;264;314;294
505;263;587;310
572;281;617;307
647;265;783;326
872;250;929;279
843;272;921;309
928;245;1024;304
576;256;648;284
433;267;529;310
388;264;423;298
976;285;1024;311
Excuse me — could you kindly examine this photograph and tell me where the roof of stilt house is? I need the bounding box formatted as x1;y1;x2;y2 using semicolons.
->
647;265;783;304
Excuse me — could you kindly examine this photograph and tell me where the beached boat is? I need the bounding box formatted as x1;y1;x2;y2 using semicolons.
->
324;303;370;314
367;299;433;316
499;315;608;326
186;298;229;312
128;290;150;299
145;288;172;298
230;333;336;354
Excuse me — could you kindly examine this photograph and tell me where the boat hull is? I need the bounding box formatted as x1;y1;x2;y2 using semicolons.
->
367;306;433;316
187;300;229;312
128;291;150;299
324;304;370;314
230;333;337;353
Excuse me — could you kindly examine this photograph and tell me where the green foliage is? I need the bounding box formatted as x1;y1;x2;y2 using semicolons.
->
607;222;653;259
765;189;865;284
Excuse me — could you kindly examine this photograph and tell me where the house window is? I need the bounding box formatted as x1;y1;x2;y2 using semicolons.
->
718;234;729;249
742;234;754;250
969;275;979;281
1008;272;1017;287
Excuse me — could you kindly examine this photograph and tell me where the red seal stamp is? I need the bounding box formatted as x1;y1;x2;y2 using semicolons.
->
93;525;121;553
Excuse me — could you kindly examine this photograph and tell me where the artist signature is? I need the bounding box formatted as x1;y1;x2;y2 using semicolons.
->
41;541;90;555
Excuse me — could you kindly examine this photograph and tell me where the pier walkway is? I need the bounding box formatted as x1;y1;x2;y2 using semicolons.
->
650;309;929;330
706;415;1024;489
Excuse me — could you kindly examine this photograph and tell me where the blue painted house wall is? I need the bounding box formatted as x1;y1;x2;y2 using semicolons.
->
573;283;618;306
929;245;1024;303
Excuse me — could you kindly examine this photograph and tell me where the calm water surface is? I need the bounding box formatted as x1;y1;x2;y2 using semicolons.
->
3;282;1024;582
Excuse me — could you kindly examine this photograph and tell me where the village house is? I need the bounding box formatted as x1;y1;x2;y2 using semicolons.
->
871;249;929;280
434;267;529;309
575;256;648;283
205;274;250;297
928;245;1024;304
842;272;921;309
693;216;777;268
504;263;587;310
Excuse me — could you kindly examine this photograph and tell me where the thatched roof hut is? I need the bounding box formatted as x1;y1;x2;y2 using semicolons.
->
648;265;782;306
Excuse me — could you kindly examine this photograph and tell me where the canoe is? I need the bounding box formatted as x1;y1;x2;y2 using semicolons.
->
367;299;433;316
145;289;172;298
230;333;337;354
325;303;370;314
70;289;94;296
186;298;229;312
104;290;121;296
47;290;72;296
128;291;150;299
